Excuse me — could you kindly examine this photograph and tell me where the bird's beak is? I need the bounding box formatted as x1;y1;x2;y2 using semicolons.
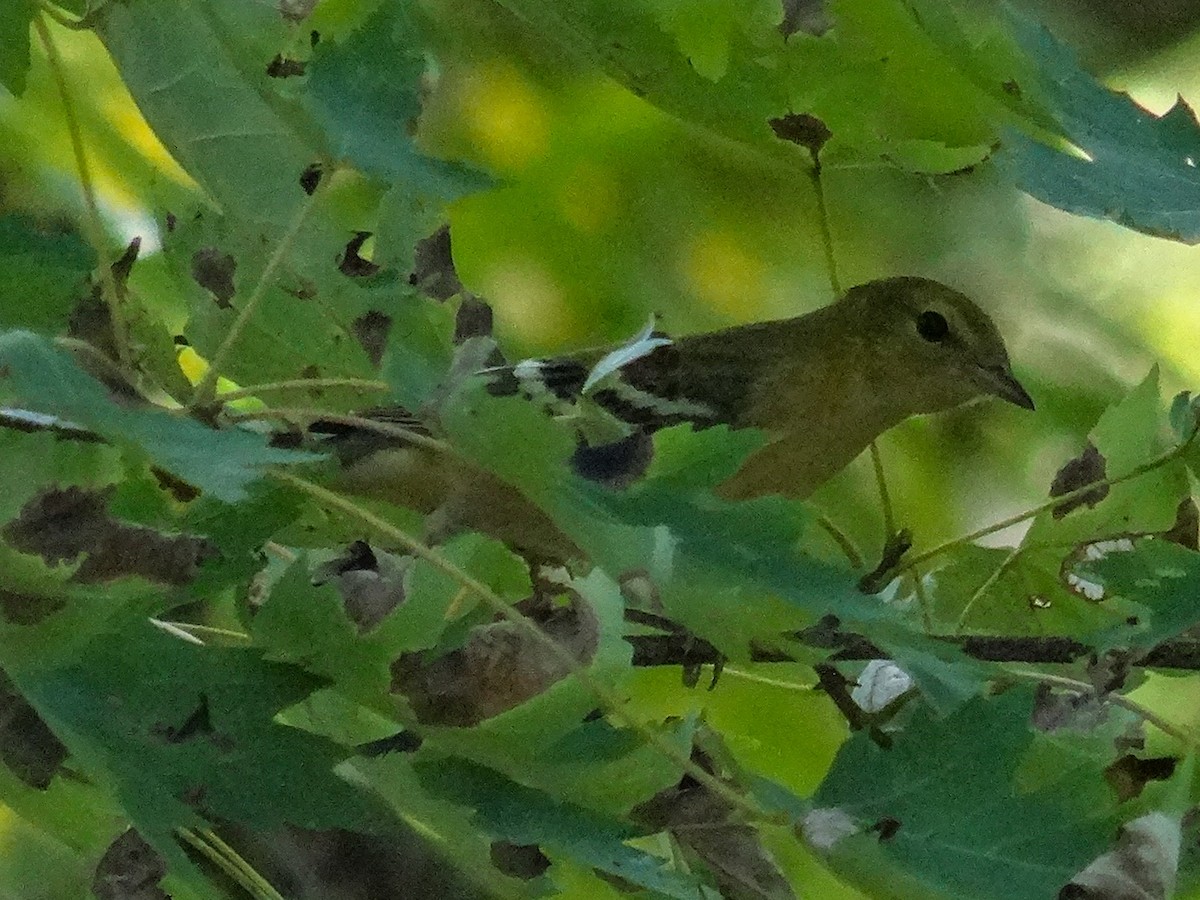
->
977;364;1035;410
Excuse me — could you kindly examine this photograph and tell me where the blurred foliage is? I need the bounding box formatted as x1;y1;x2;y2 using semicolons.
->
4;0;1200;898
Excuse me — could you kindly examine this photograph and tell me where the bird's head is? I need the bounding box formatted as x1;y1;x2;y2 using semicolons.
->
848;276;1034;415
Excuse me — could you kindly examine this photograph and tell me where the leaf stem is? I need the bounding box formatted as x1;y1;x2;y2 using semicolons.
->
35;14;129;366
953;546;1024;634
215;377;390;404
190;189;320;408
869;441;896;538
808;158;841;296
36;0;89;29
270;469;772;823
815;515;863;569
177;827;287;900
895;439;1191;576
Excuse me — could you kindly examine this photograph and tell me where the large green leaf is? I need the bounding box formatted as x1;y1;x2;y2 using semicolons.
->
0;330;318;501
812;689;1113;900
92;0;314;232
305;4;491;202
415;757;705;898
999;9;1200;243
16;619;385;854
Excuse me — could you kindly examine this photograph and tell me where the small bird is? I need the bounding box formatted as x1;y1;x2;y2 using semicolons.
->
324;276;1032;558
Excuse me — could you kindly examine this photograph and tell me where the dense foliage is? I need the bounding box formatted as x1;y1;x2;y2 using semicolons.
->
4;1;1200;898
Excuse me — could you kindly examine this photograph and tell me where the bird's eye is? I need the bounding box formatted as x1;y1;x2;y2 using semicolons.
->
916;310;949;343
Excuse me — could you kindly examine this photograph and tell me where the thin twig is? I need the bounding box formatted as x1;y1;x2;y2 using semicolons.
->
895;439;1192;576
808;158;842;296
815;515;864;569
953;546;1024;634
177;828;287;900
869;441;896;538
36;15;128;366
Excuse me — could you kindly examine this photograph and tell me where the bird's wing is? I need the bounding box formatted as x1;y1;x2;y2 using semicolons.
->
483;332;762;433
309;406;433;439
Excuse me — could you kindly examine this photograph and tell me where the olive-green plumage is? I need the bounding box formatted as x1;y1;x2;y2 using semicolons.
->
330;276;1032;557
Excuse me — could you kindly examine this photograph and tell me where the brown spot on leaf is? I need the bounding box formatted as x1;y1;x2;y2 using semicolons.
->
770;112;832;157
112;237;141;290
1163;498;1199;550
454;295;493;343
1002;79;1022;99
2;485;216;585
279;0;317;22
410;225;464;301
0;589;65;625
0;673;68;789
1050;442;1109;518
151;694;214;744
871;817;901;842
1031;682;1110;734
357;729;422;756
339;232;380;277
150;467;201;503
391;592;599;726
191;247;237;308
150;694;234;753
1105;754;1177;802
634;746;796;900
351;310;392;368
92;829;169;900
299;162;323;195
284;279;317;301
779;0;831;36
1061;812;1180;900
490;841;551;880
314;541;408;632
266;54;306;78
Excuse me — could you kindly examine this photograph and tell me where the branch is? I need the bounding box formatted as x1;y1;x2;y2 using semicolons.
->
624;619;1200;671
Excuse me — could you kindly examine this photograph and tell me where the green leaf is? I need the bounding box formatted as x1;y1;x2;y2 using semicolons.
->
414;757;704;898
161;207;387;399
305;4;491;201
938;367;1187;635
0;216;93;332
999;9;1200;243
0;0;33;96
532;716;697;816
812;689;1113;900
0;330;319;501
92;0;313;232
1078;539;1200;651
251;559;392;698
16;619;383;850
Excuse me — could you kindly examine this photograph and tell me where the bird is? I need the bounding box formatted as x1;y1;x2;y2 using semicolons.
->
322;275;1032;558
